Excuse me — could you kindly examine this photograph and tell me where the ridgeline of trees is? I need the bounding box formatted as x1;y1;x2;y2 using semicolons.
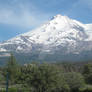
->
0;54;92;92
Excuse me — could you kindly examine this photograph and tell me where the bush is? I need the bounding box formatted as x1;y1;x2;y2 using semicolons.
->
79;85;92;92
9;88;17;92
1;87;17;92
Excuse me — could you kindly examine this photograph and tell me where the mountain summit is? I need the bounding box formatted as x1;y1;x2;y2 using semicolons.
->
0;14;92;62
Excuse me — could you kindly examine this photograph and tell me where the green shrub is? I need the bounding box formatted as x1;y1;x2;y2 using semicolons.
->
79;85;92;92
1;89;6;92
1;87;17;92
8;87;17;92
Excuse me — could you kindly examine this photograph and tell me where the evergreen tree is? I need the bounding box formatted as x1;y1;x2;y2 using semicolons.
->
6;53;19;84
64;72;85;92
19;63;70;92
83;64;92;84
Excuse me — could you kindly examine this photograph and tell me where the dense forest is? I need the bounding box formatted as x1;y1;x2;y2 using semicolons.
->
0;54;92;92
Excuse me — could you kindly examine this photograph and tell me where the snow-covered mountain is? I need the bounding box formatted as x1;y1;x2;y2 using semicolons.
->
0;14;92;62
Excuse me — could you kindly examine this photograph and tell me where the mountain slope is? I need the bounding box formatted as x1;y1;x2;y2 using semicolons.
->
0;14;92;62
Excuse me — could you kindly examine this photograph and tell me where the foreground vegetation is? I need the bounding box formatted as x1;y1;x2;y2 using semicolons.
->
0;54;92;92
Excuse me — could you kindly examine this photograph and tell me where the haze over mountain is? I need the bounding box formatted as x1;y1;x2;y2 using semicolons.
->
0;14;92;63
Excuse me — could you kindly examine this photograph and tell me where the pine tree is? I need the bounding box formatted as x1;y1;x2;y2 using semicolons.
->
6;53;19;84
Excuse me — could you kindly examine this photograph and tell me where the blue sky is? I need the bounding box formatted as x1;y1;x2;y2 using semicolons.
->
0;0;92;41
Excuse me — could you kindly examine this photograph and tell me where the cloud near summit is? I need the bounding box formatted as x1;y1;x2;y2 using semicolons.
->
0;0;92;28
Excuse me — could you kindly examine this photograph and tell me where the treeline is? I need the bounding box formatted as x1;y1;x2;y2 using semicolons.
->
0;54;92;92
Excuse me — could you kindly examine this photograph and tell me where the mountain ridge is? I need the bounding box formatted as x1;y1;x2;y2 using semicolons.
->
0;14;92;62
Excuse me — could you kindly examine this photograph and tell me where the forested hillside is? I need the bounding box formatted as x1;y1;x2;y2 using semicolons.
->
0;54;92;92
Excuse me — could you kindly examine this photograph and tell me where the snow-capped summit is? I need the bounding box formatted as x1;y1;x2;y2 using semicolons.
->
21;14;88;44
0;14;92;61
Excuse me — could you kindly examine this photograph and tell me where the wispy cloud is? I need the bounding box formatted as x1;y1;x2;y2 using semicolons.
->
0;0;51;28
0;0;91;29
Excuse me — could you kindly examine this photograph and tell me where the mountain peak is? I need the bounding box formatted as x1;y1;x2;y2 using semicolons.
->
49;14;76;31
51;14;71;24
52;14;67;20
53;14;62;18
